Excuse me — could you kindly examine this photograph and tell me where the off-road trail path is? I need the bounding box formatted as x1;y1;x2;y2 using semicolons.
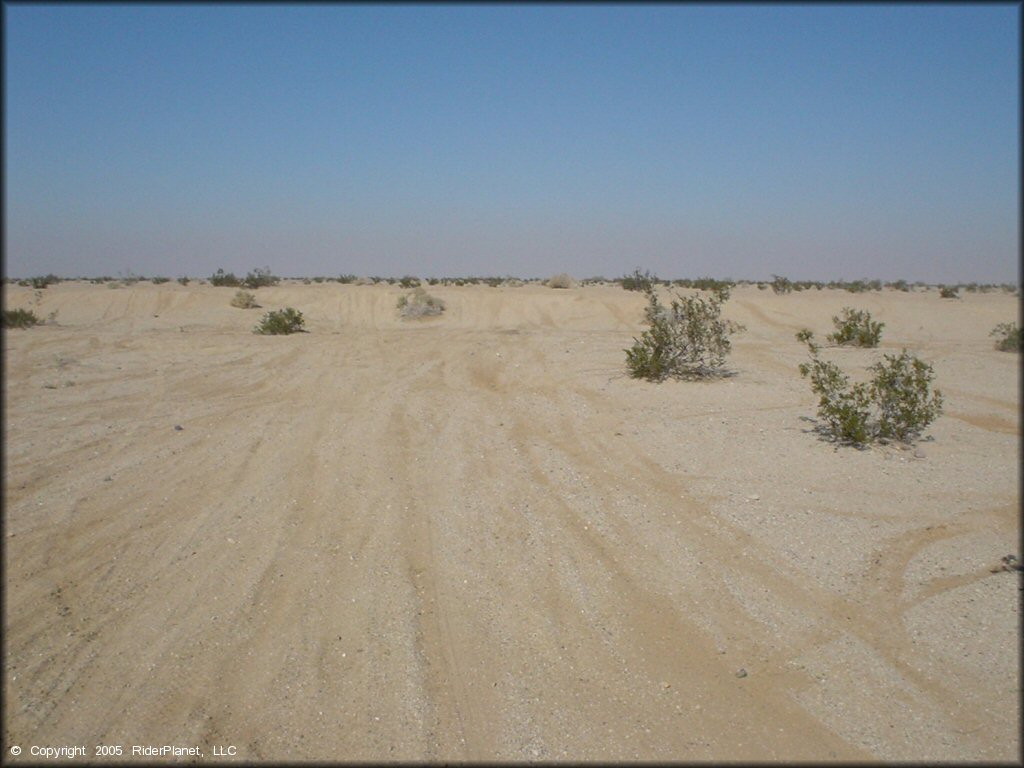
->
3;281;1019;761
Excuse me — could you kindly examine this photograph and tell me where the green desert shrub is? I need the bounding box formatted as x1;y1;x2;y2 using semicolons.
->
210;268;242;287
770;274;793;294
621;268;657;292
26;274;61;289
827;307;884;348
797;331;942;445
2;308;41;329
338;274;357;284
177;276;190;285
151;276;170;284
938;285;959;299
547;273;574;289
398;276;421;289
397;287;445;319
230;290;259;309
990;322;1021;352
243;267;280;289
799;353;873;445
626;287;742;381
687;277;734;297
870;351;944;442
253;307;305;335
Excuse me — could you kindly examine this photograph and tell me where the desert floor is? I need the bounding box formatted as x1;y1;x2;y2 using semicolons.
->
3;280;1020;762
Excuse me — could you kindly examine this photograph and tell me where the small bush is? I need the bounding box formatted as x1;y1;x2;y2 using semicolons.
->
938;285;959;299
178;277;190;285
398;276;421;289
27;274;61;289
797;331;942;445
887;279;910;292
253;308;305;335
990;322;1021;352
397;287;445;319
338;274;357;284
211;268;242;287
870;351;944;442
230;290;259;309
770;274;792;294
151;276;170;284
799;354;873;444
621;268;657;292
2;308;41;329
827;307;884;347
548;273;574;289
687;277;735;297
243;267;280;289
626;287;741;381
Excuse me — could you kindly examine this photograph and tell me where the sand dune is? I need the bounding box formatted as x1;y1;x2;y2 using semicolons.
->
3;280;1019;761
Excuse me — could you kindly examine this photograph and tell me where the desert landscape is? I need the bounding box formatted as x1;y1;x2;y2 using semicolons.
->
2;278;1019;762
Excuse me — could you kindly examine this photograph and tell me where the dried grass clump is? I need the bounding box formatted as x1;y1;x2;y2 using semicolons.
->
397;287;445;319
230;290;259;309
547;273;574;289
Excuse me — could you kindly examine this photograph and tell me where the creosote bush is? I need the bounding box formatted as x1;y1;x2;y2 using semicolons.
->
770;274;793;294
797;331;942;445
230;290;259;309
938;285;959;299
253;307;305;335
243;267;280;289
397;287;445;319
990;322;1021;352
210;268;242;287
22;274;61;289
626;286;742;381
2;308;41;329
827;307;884;347
621;268;657;292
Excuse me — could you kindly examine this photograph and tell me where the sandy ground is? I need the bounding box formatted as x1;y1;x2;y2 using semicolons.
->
2;280;1020;763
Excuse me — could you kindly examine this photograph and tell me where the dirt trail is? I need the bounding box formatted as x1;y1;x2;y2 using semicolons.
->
3;282;1019;761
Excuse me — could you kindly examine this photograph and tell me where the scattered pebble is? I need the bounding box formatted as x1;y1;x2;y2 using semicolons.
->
746;494;760;502
735;668;748;678
174;425;184;431
913;448;926;459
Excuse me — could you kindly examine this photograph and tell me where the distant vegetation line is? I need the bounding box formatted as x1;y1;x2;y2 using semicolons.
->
2;269;1018;295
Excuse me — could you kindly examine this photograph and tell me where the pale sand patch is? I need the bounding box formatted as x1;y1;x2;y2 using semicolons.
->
3;280;1019;761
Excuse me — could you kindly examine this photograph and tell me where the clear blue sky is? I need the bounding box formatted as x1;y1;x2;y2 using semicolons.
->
4;4;1019;282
